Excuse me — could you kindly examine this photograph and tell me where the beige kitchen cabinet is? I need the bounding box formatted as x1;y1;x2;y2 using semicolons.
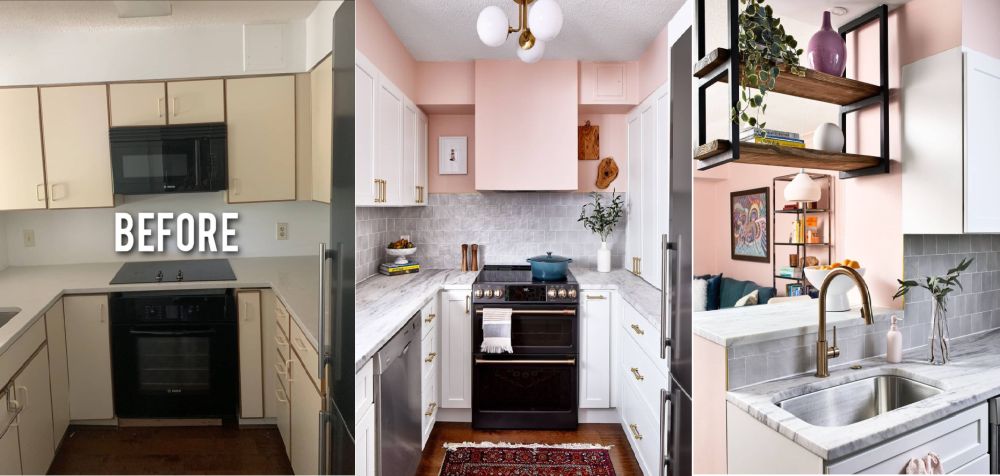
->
40;85;114;209
238;290;263;419
225;75;296;203
64;295;114;420
167;79;224;124
290;357;321;475
274;348;291;456
0;87;47;211
311;56;333;203
261;291;279;419
440;289;472;409
0;384;21;475
109;82;166;126
45;300;70;446
16;347;56;475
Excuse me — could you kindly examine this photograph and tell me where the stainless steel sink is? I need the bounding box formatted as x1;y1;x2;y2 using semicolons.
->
777;375;942;427
0;309;20;329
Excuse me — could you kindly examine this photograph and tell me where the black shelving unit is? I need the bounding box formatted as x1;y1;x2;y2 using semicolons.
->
771;173;833;293
693;1;891;178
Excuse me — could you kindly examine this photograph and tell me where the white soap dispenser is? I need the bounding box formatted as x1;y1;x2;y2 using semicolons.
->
886;315;903;363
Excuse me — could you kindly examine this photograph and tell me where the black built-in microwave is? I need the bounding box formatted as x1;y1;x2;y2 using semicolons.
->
109;123;227;194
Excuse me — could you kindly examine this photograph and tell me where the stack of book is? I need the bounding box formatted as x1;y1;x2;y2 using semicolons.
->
777;266;799;278
739;128;805;148
379;261;420;276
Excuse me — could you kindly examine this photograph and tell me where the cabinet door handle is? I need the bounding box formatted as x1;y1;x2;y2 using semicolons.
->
424;352;437;363
424;402;437;416
629;423;643;440
274;362;288;376
232;178;241;196
586;294;606;300
630;367;645;381
36;184;46;202
286;359;295;382
171;97;177;116
157;97;164;117
50;183;65;201
293;337;309;354
631;323;645;335
242;302;250;322
424;313;436;324
15;386;28;410
381;179;387;203
275;388;288;403
275;333;288;346
465;295;470;313
99;303;105;323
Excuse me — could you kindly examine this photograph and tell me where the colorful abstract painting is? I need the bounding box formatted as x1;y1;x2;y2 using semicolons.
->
730;187;770;262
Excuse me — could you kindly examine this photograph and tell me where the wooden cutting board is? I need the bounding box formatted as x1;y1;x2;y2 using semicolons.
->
578;120;599;160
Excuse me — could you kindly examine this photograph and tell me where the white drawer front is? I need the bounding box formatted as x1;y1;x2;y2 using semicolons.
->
421;330;439;380
355;359;375;422
421;360;439;447
622;328;669;418
420;299;437;339
621;374;662;476
622;303;668;370
827;403;989;474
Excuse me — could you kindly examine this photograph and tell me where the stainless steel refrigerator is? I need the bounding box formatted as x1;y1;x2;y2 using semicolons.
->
662;26;693;476
319;2;356;474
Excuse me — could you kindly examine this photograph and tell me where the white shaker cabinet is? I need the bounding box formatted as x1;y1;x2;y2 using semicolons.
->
579;291;612;408
626;82;670;286
45;300;70;446
15;348;55;475
237;290;263;419
64;295;114;421
355;392;377;476
166;79;225;124
355;52;379;206
440;289;472;409
225;75;296;203
0;87;48;211
40;85;114;209
109;82;166;126
375;73;404;205
902;47;1000;233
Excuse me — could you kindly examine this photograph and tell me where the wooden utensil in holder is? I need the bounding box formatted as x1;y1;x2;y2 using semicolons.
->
461;244;469;272
470;244;479;271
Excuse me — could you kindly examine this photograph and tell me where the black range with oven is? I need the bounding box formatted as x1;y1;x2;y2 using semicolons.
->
471;265;579;430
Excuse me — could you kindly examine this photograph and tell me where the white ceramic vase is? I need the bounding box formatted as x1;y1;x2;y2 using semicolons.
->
813;123;845;152
597;242;611;273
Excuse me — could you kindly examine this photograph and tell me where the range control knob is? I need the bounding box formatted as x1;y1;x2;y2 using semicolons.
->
547;288;557;298
568;289;577;299
494;288;504;299
474;288;484;298
558;289;568;298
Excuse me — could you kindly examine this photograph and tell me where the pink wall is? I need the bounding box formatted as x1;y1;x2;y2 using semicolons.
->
638;24;670;101
963;0;1000;59
427;115;476;193
474;60;579;191
898;0;962;66
578;114;628;192
356;0;418;99
415;61;475;112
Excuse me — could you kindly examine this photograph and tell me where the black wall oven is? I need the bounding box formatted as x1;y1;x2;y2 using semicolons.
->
109;123;227;194
110;289;238;419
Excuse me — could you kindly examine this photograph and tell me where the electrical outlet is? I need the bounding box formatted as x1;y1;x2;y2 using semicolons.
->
23;229;35;247
276;223;289;240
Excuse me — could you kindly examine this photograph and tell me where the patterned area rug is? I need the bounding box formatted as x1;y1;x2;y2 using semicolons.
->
439;442;617;476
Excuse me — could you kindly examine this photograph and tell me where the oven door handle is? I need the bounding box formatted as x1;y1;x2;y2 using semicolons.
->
474;359;576;365
128;329;217;337
474;309;576;316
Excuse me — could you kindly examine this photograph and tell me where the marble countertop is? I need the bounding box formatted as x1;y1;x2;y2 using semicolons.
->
693;300;898;347
354;266;661;372
0;257;320;356
727;328;1000;461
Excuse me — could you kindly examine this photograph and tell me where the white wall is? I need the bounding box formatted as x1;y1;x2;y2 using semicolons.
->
3;195;329;266
305;1;343;68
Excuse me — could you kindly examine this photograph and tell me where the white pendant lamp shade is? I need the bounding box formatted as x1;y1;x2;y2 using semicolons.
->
517;40;546;63
528;0;563;42
784;171;821;202
477;6;509;47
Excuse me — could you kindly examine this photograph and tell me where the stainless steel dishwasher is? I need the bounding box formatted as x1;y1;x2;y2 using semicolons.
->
376;314;422;476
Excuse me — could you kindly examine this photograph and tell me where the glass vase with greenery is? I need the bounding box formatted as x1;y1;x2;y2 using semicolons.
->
893;257;973;365
578;191;624;272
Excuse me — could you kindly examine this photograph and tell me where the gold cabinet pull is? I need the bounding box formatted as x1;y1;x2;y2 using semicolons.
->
630;367;645;381
424;352;438;363
631;324;645;335
629;423;643;440
373;179;380;202
586;294;607;300
424;402;437;416
424;313;436;323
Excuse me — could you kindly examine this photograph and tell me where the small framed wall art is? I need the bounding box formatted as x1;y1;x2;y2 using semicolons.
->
439;136;468;175
730;187;771;263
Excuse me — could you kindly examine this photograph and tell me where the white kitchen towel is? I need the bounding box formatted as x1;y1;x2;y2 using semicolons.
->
481;308;513;354
904;452;943;474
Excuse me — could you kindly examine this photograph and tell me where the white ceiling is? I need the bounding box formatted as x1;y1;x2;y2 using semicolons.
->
370;0;686;61
0;1;320;31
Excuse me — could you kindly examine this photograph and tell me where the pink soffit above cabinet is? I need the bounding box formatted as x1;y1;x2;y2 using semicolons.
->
474;60;578;191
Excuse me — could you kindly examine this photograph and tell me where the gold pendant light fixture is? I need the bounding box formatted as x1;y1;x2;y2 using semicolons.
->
477;0;563;63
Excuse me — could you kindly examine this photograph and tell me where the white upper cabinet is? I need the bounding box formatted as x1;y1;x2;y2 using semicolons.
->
626;83;670;288
402;100;419;206
903;47;1000;234
416;111;429;205
40;85;114;209
626;111;643;276
166;79;225;124
225;75;296;203
376;73;404;205
356;52;379;206
311;56;334;203
0;87;47;211
110;82;166;126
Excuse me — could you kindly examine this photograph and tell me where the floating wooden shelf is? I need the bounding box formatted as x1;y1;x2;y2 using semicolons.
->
693;140;882;172
775;242;830;246
693;48;881;106
775;209;829;214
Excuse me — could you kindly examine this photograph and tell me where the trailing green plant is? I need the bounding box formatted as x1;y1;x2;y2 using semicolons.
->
893;257;974;311
578;191;624;242
730;0;806;135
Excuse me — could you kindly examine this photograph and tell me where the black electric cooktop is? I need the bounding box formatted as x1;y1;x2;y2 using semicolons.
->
474;265;577;284
110;259;236;285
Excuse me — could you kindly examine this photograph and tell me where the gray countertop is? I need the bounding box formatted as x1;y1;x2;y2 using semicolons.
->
693;300;898;347
354;266;662;372
726;328;1000;461
0;257;321;356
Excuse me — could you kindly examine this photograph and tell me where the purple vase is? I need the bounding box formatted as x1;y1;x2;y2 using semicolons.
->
807;11;847;76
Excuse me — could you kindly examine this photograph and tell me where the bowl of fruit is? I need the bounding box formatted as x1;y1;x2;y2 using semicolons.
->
803;260;865;312
386;238;416;265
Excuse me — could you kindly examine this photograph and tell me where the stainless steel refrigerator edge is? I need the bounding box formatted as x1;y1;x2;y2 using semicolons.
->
663;26;693;476
320;2;357;474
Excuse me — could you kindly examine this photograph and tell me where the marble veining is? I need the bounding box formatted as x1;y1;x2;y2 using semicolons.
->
726;328;1000;461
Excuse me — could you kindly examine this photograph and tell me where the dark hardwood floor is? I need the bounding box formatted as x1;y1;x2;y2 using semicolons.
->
47;425;293;475
416;422;643;476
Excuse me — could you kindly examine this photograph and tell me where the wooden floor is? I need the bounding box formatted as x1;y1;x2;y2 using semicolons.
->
417;422;643;476
47;425;293;475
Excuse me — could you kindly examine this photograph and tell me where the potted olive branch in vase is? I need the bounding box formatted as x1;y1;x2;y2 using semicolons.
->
893;257;973;365
578;191;624;273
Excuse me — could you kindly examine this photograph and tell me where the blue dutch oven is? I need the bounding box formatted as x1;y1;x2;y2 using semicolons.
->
526;252;572;281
